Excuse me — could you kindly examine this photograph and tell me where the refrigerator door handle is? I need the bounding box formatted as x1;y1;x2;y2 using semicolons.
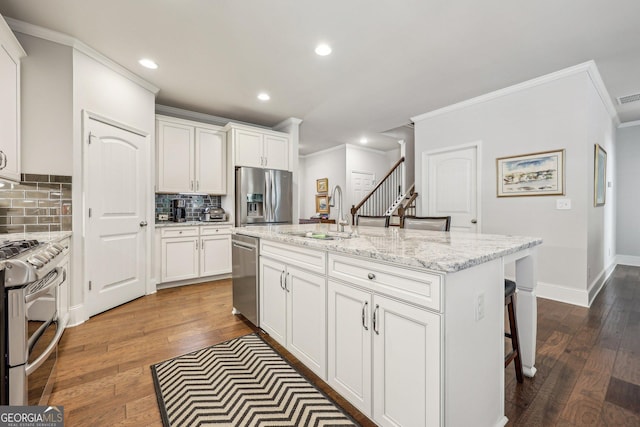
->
264;170;272;222
271;170;277;220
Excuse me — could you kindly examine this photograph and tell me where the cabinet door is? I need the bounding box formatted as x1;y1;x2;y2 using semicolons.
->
259;257;287;346
263;134;289;171
195;128;226;194
372;295;441;427
157;120;195;192
0;43;20;181
233;128;263;168
286;266;326;379
161;237;199;282
200;234;231;276
327;280;372;416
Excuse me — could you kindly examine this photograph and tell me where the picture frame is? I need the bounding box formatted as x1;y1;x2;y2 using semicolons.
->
315;194;329;214
496;149;565;197
316;178;329;194
594;144;607;206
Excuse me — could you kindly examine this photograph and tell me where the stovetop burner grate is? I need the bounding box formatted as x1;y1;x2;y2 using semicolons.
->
0;240;41;260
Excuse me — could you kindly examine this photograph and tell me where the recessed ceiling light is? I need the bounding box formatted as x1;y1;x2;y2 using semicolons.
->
257;93;270;101
360;137;368;144
315;44;332;56
139;58;158;69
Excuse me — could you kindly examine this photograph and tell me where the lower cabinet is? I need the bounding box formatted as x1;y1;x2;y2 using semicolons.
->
160;225;231;283
260;257;326;379
328;279;441;427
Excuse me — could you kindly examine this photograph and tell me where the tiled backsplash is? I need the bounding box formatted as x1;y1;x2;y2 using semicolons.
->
155;194;222;222
0;174;72;234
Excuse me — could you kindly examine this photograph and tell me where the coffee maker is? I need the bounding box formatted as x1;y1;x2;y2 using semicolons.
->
172;199;186;222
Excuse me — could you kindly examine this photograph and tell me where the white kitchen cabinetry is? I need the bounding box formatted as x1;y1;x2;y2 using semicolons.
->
199;225;232;277
159;225;232;283
0;19;26;182
156;116;226;194
328;254;442;427
228;124;289;170
259;240;326;378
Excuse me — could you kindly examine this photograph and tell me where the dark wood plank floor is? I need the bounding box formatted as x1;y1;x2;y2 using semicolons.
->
50;266;640;426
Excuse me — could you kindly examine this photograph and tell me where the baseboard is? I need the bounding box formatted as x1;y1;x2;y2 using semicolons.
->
156;273;231;290
588;260;617;306
67;303;87;327
535;281;590;307
616;254;640;267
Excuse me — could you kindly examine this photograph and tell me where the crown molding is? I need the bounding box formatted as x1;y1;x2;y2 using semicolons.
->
299;144;346;159
5;17;159;94
618;119;640;129
0;15;26;59
274;117;303;130
412;61;620;126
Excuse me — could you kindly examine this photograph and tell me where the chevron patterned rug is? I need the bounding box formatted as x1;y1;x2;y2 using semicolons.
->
151;333;359;426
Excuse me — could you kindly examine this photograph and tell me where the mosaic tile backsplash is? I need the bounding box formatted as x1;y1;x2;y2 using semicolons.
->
0;174;72;234
155;194;222;222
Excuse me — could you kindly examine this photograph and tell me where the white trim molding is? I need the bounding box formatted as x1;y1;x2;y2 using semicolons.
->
616;254;640;267
412;61;620;126
535;281;590;307
618;120;640;129
5;17;159;94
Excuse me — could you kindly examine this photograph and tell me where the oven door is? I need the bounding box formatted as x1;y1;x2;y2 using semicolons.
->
8;267;68;405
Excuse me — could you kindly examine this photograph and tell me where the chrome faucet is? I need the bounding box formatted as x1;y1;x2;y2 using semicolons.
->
329;185;349;232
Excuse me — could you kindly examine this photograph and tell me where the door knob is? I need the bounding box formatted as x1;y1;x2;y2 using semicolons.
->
471;219;477;224
139;221;148;227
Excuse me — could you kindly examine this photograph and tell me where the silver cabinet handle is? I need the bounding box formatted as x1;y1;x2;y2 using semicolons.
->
362;301;369;331
284;272;290;292
471;219;477;224
367;273;375;280
139;221;148;227
373;304;380;335
280;271;285;290
0;151;6;170
190;180;194;191
196;180;199;191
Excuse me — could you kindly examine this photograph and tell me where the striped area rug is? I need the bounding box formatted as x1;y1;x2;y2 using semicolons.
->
151;333;359;427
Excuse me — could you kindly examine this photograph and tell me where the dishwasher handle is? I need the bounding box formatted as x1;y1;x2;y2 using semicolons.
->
232;241;256;251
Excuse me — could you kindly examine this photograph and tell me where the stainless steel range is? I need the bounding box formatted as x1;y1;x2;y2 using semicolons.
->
0;238;70;405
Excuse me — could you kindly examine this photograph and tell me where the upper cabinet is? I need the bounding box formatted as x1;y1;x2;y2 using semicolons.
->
0;17;26;182
156;115;226;194
228;124;290;171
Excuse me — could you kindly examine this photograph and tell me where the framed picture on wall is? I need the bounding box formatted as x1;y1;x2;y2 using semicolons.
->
496;149;565;197
315;195;329;213
316;178;329;194
594;144;607;206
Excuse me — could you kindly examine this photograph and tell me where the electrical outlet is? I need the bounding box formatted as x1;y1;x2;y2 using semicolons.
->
556;199;571;210
158;214;169;221
475;293;485;321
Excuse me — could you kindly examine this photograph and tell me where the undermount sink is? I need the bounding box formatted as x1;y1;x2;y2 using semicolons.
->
280;230;355;240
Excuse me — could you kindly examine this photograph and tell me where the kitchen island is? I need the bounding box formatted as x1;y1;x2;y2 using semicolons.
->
233;224;542;427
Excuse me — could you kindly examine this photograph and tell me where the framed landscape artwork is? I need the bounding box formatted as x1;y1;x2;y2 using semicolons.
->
316;178;328;194
496;149;565;197
315;195;329;213
594;144;607;206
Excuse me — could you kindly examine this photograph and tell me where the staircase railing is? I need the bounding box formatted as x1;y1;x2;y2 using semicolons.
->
397;186;418;218
351;157;405;224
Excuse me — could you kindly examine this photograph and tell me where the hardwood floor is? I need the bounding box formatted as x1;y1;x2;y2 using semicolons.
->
50;267;640;426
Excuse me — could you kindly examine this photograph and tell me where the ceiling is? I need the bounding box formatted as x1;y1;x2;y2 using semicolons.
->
1;0;639;155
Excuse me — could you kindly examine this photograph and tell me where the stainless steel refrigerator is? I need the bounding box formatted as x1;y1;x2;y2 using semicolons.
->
235;167;293;226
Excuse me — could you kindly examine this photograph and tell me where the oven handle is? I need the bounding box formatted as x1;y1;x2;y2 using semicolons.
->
24;267;65;304
25;315;68;377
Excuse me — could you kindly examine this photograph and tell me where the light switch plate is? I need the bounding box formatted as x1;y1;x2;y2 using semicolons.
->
556;199;571;210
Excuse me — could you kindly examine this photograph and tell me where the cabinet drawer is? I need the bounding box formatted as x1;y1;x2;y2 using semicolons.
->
160;227;199;238
260;240;326;274
200;225;232;235
328;254;442;311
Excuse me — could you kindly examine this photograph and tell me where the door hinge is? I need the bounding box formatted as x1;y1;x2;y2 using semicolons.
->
89;280;92;291
88;208;92;218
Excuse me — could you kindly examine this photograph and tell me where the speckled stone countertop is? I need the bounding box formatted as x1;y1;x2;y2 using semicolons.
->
155;221;233;228
234;224;542;273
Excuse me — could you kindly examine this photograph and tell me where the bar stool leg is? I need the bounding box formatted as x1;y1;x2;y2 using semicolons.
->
506;293;524;383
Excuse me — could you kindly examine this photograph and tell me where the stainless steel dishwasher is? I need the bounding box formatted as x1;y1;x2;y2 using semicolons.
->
231;233;260;327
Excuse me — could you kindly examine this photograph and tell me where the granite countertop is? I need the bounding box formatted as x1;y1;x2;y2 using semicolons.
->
234;224;542;273
155;221;233;228
0;231;72;244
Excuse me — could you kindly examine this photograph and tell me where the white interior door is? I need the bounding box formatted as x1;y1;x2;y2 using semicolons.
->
85;116;148;317
350;171;376;209
425;145;479;232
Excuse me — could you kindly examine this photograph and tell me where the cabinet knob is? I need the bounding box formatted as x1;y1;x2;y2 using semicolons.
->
139;221;148;227
367;273;375;280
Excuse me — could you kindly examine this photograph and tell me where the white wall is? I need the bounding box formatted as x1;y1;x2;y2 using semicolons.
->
299;145;346;219
16;33;73;175
413;64;616;306
616;124;640;262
